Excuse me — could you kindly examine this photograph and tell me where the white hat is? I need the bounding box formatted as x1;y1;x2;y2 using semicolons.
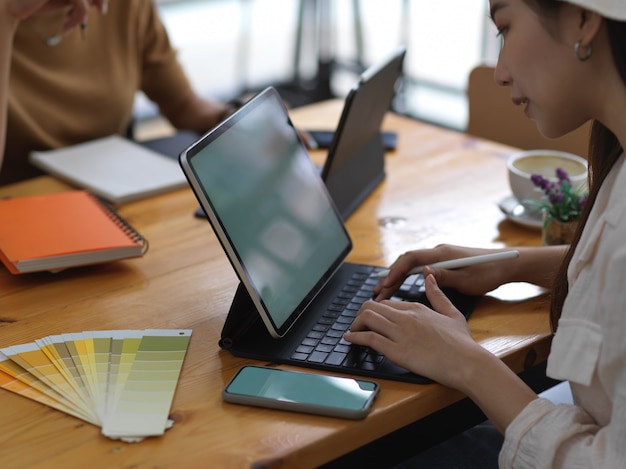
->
563;0;626;21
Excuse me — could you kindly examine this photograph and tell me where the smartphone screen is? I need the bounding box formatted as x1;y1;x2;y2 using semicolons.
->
223;365;379;419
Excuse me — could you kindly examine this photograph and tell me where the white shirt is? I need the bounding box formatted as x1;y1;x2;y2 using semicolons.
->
499;154;626;468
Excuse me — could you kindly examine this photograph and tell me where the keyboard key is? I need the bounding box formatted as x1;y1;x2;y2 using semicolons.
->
308;351;329;363
355;361;378;371
393;274;427;301
315;343;334;353
291;352;309;361
296;345;314;354
332;297;350;306
325;351;347;366
321;336;340;346
331;322;350;332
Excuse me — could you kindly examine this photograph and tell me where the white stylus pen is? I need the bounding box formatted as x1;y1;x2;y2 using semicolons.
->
370;250;520;278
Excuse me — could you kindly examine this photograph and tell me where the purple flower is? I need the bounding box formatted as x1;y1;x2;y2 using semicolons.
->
531;174;550;190
556;168;570;183
549;193;565;204
530;167;588;223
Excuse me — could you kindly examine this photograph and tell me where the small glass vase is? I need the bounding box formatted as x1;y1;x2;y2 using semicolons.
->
541;213;578;245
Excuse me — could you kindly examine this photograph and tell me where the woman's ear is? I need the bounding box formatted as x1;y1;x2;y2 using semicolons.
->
577;8;603;48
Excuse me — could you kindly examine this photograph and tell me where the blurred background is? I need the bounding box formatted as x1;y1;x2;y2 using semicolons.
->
138;0;501;131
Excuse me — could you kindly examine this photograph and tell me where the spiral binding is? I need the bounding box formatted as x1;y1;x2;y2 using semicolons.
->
89;193;149;255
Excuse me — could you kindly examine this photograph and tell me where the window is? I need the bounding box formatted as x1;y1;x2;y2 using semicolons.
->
141;0;499;131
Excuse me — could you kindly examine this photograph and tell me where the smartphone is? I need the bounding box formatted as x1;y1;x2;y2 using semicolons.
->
222;365;379;419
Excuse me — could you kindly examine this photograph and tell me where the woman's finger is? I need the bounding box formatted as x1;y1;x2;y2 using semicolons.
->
61;0;89;31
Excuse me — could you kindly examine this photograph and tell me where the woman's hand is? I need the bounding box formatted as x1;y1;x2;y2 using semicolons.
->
345;273;482;388
348;268;540;433
4;0;107;32
374;244;515;301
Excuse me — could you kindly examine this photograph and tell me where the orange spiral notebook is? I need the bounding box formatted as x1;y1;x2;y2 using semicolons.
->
0;191;148;274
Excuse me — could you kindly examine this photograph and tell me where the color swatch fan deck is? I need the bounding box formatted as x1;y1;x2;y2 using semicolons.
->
0;329;191;442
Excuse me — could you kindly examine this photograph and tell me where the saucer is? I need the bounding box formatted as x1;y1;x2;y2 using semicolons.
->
497;195;543;230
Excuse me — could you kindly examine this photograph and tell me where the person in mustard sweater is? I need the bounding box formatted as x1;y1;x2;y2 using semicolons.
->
0;0;240;185
1;0;93;175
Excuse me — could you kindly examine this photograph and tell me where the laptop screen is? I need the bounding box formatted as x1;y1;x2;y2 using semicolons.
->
180;88;352;338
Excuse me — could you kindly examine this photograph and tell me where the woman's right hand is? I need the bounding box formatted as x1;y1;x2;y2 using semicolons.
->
3;0;107;32
374;244;520;301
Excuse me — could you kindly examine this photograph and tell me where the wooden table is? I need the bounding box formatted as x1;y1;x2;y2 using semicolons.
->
0;100;552;468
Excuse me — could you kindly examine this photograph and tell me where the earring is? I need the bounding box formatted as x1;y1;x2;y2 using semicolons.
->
574;40;592;61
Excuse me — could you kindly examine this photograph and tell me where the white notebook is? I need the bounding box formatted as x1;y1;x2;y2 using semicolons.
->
29;135;188;204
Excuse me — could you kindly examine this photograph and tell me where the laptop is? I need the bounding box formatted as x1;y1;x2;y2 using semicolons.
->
315;45;406;219
179;86;478;384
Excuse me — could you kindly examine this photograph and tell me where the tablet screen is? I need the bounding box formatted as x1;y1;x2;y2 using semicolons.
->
180;88;352;337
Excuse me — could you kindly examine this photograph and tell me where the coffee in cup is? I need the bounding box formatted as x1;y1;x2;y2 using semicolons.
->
507;150;588;206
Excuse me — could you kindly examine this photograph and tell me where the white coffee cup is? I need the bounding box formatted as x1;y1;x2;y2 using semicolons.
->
507;150;588;206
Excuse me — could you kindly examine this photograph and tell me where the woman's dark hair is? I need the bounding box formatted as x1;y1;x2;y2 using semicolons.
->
528;1;626;331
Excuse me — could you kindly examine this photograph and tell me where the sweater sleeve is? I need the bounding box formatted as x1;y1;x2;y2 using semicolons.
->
135;0;195;110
